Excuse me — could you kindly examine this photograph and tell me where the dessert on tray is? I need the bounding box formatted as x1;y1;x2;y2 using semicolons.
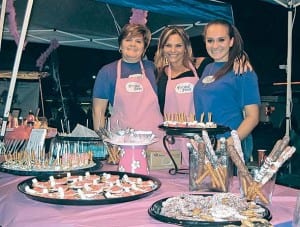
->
1;124;99;174
163;112;217;128
149;193;272;226
25;171;158;200
18;171;161;205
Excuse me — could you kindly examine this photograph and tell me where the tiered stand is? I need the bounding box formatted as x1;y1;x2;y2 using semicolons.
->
158;124;230;175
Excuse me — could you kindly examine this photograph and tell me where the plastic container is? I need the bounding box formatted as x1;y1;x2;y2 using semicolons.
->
50;136;107;160
239;165;276;205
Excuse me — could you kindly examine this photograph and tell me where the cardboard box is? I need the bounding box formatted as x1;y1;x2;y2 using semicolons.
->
146;150;182;170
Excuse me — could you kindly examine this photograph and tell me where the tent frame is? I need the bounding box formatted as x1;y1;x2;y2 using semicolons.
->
276;0;300;137
0;0;34;141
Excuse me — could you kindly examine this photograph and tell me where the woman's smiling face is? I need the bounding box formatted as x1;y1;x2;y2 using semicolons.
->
121;34;145;63
163;34;185;65
205;24;234;62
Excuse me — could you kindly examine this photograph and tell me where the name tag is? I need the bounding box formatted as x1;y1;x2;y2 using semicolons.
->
175;82;194;94
126;82;143;93
202;75;215;84
129;73;142;78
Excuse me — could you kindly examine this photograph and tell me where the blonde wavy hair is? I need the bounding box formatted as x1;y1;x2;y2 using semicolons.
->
154;26;194;79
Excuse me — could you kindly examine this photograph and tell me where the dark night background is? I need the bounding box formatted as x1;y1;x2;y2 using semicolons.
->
1;0;300;130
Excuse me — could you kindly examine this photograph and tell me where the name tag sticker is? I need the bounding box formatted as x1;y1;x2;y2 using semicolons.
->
175;82;194;94
129;73;142;78
126;82;143;93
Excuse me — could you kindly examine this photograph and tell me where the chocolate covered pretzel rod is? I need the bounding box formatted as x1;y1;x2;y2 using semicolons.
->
227;145;252;184
268;135;290;161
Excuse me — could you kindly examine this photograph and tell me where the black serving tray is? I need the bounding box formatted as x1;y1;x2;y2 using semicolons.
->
148;194;272;226
18;171;161;206
0;161;101;177
159;124;230;137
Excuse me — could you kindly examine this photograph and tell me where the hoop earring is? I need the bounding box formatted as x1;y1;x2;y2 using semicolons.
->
164;57;169;66
119;48;122;53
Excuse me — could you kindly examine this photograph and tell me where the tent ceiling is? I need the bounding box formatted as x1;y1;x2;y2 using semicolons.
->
2;0;233;50
260;0;300;8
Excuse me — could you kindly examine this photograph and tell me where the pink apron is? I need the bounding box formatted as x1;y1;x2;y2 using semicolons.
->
111;60;164;173
164;63;199;167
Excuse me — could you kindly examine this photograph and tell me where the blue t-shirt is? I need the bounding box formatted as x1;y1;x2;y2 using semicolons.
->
193;62;261;135
93;60;157;105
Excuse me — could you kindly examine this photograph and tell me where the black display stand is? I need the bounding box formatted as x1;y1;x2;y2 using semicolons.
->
159;124;230;175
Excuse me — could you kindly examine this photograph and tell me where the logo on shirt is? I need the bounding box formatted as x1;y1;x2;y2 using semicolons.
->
126;82;143;93
175;82;194;94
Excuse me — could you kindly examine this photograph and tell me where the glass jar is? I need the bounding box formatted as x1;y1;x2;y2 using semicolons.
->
239;165;276;205
189;138;233;192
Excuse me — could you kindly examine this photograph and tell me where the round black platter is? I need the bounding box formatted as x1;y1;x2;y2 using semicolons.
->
159;124;230;137
0;161;102;177
18;171;161;206
148;195;272;226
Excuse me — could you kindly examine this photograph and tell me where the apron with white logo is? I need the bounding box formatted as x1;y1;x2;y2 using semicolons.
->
111;60;164;150
164;63;199;166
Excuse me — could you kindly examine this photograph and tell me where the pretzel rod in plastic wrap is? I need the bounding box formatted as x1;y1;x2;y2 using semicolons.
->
198;140;206;175
269;135;290;161
188;141;220;188
260;146;296;185
191;136;209;185
191;137;206;178
254;136;290;183
198;133;226;191
192;136;218;188
201;131;217;163
231;130;245;163
227;145;268;203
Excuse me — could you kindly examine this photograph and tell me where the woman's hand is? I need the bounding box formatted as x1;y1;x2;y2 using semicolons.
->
92;98;108;130
233;52;253;75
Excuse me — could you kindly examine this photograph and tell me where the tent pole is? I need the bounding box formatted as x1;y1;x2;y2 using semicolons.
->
0;0;34;141
285;6;293;137
0;0;8;51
